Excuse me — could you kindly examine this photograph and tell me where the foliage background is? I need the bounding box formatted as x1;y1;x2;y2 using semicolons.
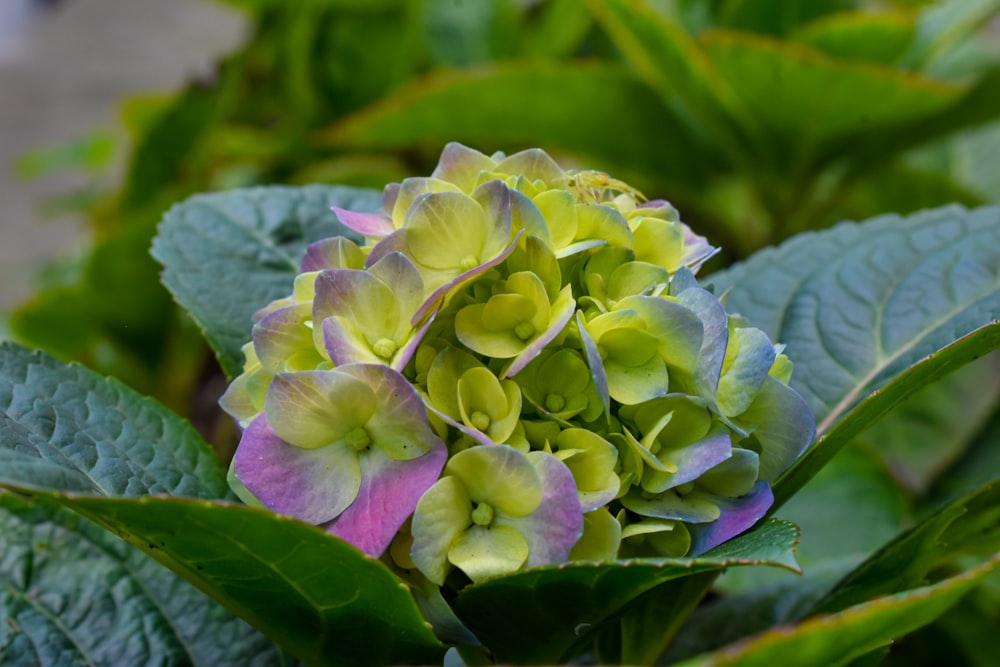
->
2;1;1000;665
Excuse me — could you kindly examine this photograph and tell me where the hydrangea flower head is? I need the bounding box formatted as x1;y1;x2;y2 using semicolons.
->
222;143;815;581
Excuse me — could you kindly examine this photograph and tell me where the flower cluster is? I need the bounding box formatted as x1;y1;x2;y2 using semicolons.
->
221;143;815;585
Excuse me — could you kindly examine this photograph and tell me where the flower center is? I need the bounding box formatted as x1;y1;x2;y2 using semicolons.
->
346;427;371;452
545;394;566;413
373;337;398;360
460;255;480;272
471;502;494;527
470;410;491;432
514;322;535;340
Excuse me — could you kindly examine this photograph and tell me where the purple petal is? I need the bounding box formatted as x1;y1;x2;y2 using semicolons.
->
577;312;610;416
233;415;361;525
365;229;408;268
382;182;400;213
645;427;732;493
300;237;365;273
515;452;584;567
252;303;316;374
677;287;729;401
325;443;447;557
332;207;393;238
688;481;774;555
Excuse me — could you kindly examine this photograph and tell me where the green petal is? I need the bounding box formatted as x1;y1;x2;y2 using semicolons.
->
606;261;672;303
568;508;622;561
445;445;542;517
264;370;375;449
533;189;577;249
426;346;483;419
404;191;490;270
605;356;670;405
632;217;686;271
449;525;529;582
411;476;473;585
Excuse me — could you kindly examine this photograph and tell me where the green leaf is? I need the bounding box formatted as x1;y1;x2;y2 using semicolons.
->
699;30;963;168
0;342;230;500
453;519;799;664
151;185;377;379
710;205;1000;505
0;493;288;667
854;353;1000;493
319;61;716;190
717;0;855;37
55;495;445;667
812;478;1000;615
672;555;1000;667
791;11;916;65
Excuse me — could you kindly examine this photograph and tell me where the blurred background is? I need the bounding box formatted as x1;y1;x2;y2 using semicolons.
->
0;0;245;313
1;2;999;663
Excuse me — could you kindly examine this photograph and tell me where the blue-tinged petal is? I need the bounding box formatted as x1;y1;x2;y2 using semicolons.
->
677;287;729;401
300;236;366;272
233;415;361;525
577;312;610;415
688;481;774;555
618;295;704;377
697;448;760;497
717;326;777;417
734;377;815;482
326;441;447;557
264;370;376;449
411;476;473;585
621;487;721;523
641;426;732;494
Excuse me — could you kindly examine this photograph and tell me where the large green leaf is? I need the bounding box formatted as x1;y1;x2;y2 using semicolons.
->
709;205;1000;504
699;29;963;168
673;554;1000;667
453;519;799;664
0;493;288;667
813;478;1000;615
151;185;376;379
318;62;716;190
51;495;445;667
0;342;229;500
